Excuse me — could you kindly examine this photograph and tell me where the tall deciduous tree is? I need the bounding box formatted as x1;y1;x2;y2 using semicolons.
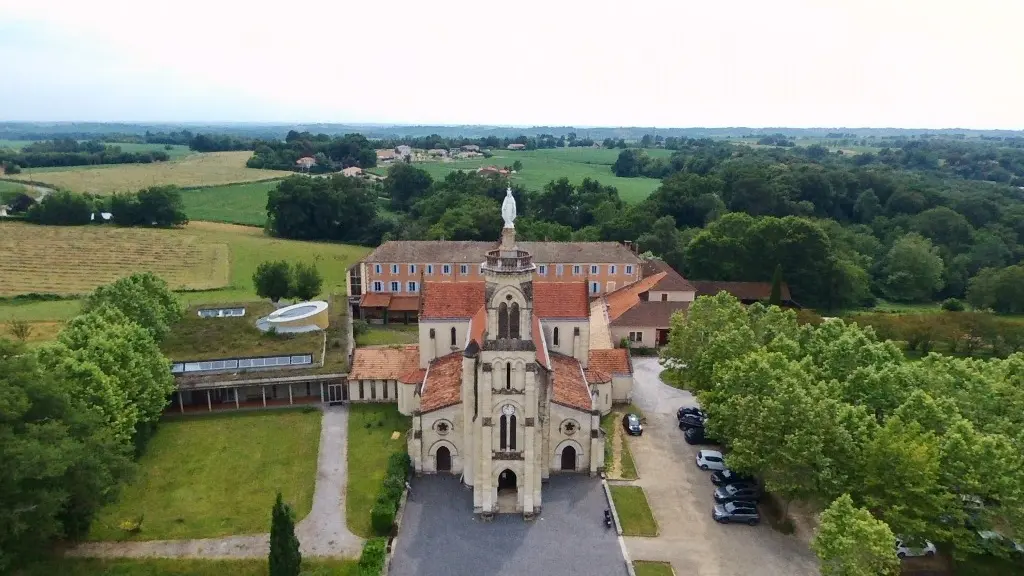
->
385;163;433;211
812;494;899;576
269;492;301;576
267;174;386;245
253;261;293;303
83;272;182;342
879;233;944;302
291;262;323;302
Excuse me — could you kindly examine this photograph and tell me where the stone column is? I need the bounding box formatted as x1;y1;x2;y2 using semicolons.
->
262;386;266;408
234;388;240;409
206;389;212;412
411;412;424;474
523;364;537;515
178;392;184;413
590;410;602;475
477;365;494;513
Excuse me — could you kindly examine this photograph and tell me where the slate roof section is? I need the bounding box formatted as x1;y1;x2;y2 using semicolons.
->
605;272;666;321
692;281;791;302
610;301;690;328
349;345;420;381
421;282;486;319
420;352;464;413
534;281;590;318
518;242;641;264
550;353;593;412
641;258;696;292
588;349;632;375
361;240;641;265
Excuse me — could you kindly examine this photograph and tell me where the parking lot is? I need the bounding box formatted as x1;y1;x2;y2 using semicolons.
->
390;475;628;576
622;357;821;576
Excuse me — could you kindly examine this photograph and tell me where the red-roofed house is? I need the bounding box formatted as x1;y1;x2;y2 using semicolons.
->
604;258;696;348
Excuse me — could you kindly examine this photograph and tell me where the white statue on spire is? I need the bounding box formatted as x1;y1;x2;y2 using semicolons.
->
501;186;517;229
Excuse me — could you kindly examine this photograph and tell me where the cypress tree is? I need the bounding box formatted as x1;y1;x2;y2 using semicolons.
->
269;492;301;576
769;264;784;307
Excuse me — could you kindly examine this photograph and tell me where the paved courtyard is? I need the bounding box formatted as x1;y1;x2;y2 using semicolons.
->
391;475;627;576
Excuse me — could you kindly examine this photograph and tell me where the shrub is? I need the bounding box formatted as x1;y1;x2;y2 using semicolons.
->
370;497;397;536
358;537;388;576
4;162;21;174
942;297;966;312
352;319;370;337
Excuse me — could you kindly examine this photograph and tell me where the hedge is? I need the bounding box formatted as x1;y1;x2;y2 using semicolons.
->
358;537;388;576
369;453;411;537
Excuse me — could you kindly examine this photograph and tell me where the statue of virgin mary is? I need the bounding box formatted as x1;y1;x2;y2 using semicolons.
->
501;186;517;229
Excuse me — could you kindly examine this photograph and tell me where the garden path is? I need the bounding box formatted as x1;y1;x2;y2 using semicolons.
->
65;405;363;559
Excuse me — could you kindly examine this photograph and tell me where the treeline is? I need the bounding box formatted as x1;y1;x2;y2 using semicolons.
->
0;139;169;169
266;174;386;244
375;131;598;151
247;131;376;172
850;310;1024;357
0;273;180;570
664;294;1024;569
26;186;187;227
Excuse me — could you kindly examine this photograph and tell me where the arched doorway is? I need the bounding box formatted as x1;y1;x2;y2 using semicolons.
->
497;469;517;492
436;446;451;473
560;446;577;471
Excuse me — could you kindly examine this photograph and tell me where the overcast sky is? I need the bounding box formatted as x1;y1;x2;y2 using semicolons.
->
1;0;1022;129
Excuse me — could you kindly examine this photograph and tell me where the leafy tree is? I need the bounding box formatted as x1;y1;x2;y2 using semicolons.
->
253;261;293;303
644;172;726;228
512;160;522;172
82;272;182;342
3;161;20;174
966;264;1024;314
385;163;433;211
910;206;974;252
812;494;899;576
769;264;784;306
878;233;944;302
267;174;385;245
942;298;965;312
25;190;92;225
110;186;188;227
853;189;882;223
637;216;688;273
7;319;31;341
269;492;301;576
291;262;323;301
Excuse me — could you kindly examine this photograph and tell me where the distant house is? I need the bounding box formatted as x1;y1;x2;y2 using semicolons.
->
395;145;413;160
507;143;526;150
341;166;363;177
377;149;398;163
296;157;316;170
691;280;798;308
456;151;482;159
460;144;480;152
476;165;509;176
427;148;449;158
600;258;695;348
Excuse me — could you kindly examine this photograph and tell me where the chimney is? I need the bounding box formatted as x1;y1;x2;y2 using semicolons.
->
573;326;584;364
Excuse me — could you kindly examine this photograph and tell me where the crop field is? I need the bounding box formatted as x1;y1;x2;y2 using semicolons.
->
0;179;32;198
371;147;671;203
17;151;290;194
0;221;370;323
0;139;32;149
180;180;282;226
0;221;230;297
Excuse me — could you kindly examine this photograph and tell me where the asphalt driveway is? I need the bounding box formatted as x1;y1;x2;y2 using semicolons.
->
622;357;820;576
391;475;627;576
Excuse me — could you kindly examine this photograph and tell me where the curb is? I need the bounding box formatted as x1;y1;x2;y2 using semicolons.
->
602;478;636;576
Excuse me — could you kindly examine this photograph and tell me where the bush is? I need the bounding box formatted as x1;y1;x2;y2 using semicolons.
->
370;497;397;536
4;162;21;174
942;298;966;312
358;537;388;576
352;319;370;337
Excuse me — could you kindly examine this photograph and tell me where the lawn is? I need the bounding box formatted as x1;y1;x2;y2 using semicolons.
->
17;151;290;194
355;324;419;346
609;485;658;537
346;404;411;537
161;302;323;362
19;558;357;576
633;561;675;576
88;409;321;541
180;180;284;226
0;221;370;323
373;147;669;203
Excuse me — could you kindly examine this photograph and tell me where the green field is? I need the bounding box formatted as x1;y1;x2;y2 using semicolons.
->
180;180;282;226
0;139;32;149
88;409;321;541
371;147;670;203
0;179;32;197
346;404;411;537
20;558;357;576
0;221;370;323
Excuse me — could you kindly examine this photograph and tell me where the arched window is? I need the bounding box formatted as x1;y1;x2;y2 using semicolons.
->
498;302;509;339
506;362;512;390
499;415;508;450
509;414;517;450
553;327;560;346
510;303;521;339
450;326;457;346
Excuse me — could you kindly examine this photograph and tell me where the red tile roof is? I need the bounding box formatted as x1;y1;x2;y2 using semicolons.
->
469;306;487;346
692;281;791;302
389;296;420;312
421;282;485;319
534;282;590;318
349;345;420;381
360;293;392;308
609;300;690;328
588;349;632;375
399;368;426;384
641;258;696;292
605;273;666;321
550;353;592;412
420;353;464;412
533;315;550;370
585;368;611;384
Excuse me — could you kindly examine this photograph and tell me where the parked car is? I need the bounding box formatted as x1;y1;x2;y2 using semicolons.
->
714;483;762;504
712;501;760;525
696;450;726;471
677;406;704;420
711;469;753;486
683;426;718;445
896;539;937;559
678;413;705;429
622;413;643;436
977;531;1024;557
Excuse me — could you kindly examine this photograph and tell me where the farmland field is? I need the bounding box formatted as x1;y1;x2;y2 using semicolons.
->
370;147;671;203
0;221;370;323
0;139;33;149
0;179;32;198
180;180;282;226
16;151;290;194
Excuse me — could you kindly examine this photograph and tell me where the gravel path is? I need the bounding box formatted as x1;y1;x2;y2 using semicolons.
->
66;405;362;559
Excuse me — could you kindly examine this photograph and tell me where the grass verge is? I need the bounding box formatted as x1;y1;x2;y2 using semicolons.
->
609;485;658;536
356;325;419;347
633;560;675;576
88;409;321;541
18;558;357;576
346;404;411;537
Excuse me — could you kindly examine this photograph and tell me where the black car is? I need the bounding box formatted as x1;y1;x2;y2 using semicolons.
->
712;501;760;525
622;413;643;436
683;426;718;445
711;469;753;486
677;413;705;429
713;483;762;504
677;406;704;420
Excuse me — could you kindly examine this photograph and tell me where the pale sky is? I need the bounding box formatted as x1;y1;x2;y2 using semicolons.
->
1;0;1023;129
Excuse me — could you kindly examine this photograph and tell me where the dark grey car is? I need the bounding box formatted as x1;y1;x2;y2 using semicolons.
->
712;501;761;525
713;483;762;504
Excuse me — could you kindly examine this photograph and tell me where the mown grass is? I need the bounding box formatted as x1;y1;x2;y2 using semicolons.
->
609;485;658;536
18;558;357;576
633;560;676;576
346;404;411;537
601;405;644;479
161;302;323;361
180;180;283;227
88;409;321;541
356;325;419;347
